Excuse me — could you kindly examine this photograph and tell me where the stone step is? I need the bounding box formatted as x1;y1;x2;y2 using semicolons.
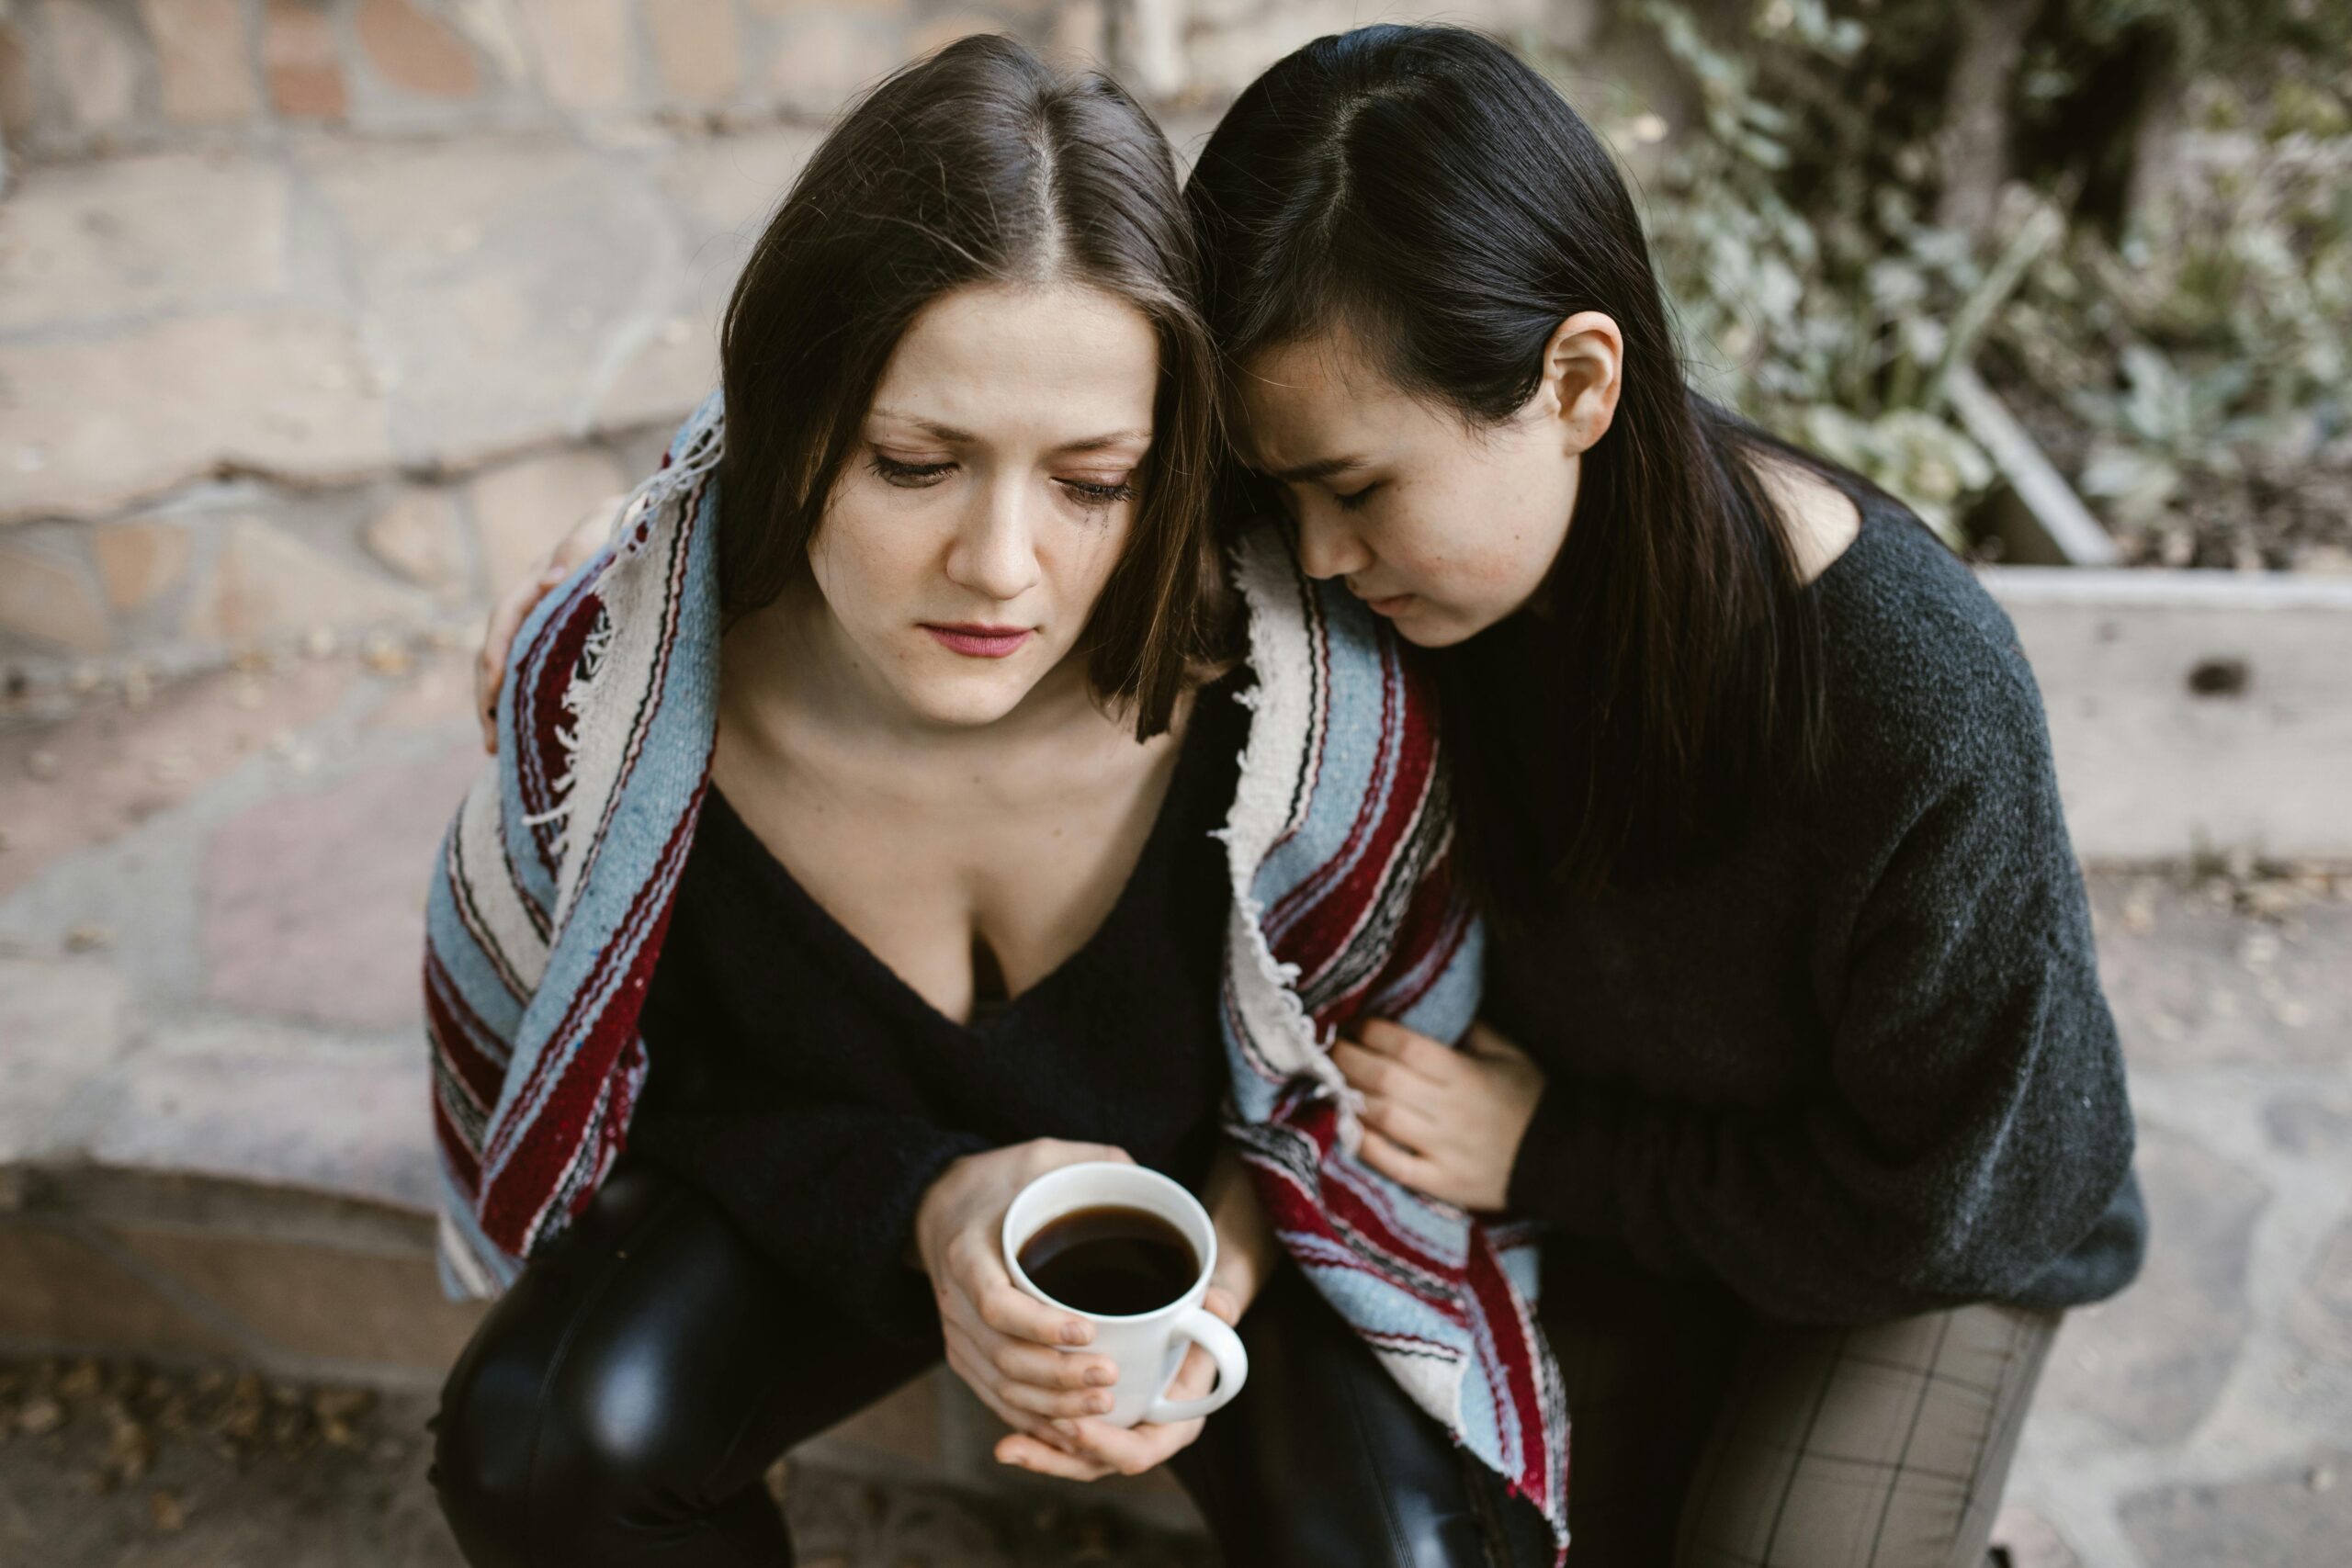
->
0;1160;1203;1530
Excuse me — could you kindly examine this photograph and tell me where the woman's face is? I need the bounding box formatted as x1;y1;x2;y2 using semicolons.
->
806;281;1159;727
1236;318;1620;648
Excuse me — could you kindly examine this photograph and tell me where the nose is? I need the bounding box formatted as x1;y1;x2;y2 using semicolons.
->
944;477;1044;604
1291;502;1373;582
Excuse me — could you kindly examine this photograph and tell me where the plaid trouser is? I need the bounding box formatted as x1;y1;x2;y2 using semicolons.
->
1535;1235;2061;1568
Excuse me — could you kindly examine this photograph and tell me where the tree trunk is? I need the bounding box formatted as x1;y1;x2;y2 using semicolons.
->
1934;0;2043;239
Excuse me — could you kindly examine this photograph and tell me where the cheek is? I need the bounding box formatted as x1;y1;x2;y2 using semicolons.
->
1045;510;1135;601
1459;458;1574;592
807;493;927;616
1392;479;1555;599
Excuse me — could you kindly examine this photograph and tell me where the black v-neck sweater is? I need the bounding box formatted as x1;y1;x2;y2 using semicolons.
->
1491;491;2147;1325
624;677;1248;1342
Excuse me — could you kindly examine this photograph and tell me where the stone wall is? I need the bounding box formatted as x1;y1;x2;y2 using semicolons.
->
0;0;1618;686
0;0;1606;161
0;0;1084;160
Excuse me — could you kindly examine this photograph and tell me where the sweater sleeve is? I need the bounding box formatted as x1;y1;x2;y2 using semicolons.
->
1505;678;2139;1325
624;1104;992;1345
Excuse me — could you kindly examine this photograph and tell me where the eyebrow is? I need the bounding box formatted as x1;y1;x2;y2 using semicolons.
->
1260;454;1371;483
868;407;1151;454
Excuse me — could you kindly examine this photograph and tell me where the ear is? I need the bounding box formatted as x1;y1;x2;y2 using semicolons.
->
1532;310;1624;456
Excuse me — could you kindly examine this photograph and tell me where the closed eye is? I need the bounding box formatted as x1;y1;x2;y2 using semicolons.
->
1059;477;1137;509
1333;481;1382;513
871;453;955;487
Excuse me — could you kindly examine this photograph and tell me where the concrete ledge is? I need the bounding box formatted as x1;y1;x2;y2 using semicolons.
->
0;1158;1198;1529
1983;565;2352;863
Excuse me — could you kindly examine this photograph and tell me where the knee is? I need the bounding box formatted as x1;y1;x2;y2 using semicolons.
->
435;1319;721;1562
428;1327;542;1568
1196;1268;1548;1568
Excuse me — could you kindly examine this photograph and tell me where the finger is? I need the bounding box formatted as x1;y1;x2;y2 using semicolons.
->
1331;1040;1419;1097
475;582;537;728
1357;1090;1439;1153
1358;1126;1449;1200
943;1331;1078;1449
942;1336;1028;1431
945;1232;1093;1347
989;1337;1118;1393
1060;1414;1203;1477
997;1375;1118;1420
473;608;515;746
1165;1340;1219;1400
1026;1139;1136;1177
1357;1018;1462;1081
975;1278;1094;1348
995;1432;1113;1481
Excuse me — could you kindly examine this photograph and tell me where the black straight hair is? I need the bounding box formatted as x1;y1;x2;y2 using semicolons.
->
1187;23;1846;916
718;34;1227;739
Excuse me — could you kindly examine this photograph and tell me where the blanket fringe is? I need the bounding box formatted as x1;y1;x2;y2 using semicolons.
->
521;394;718;864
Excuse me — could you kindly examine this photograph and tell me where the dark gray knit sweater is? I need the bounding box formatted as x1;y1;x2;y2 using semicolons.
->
1492;491;2147;1325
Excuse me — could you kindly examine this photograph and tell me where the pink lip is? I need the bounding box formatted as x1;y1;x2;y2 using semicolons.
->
922;622;1034;658
1360;593;1414;617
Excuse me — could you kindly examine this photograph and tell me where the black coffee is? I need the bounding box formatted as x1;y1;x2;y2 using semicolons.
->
1018;1205;1199;1316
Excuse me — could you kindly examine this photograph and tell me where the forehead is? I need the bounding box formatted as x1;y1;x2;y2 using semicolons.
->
873;281;1159;439
1234;332;1421;470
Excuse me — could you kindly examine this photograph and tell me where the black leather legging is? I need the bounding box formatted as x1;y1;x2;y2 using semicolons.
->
427;1156;1557;1568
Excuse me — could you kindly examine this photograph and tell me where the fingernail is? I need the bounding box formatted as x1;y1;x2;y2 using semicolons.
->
1060;1322;1091;1345
1085;1365;1115;1387
1052;1419;1079;1437
1089;1394;1112;1414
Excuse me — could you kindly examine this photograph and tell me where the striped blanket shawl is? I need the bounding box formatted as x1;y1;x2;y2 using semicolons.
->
423;389;1567;1554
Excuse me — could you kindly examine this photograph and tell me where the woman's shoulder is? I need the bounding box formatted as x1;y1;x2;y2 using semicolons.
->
1811;490;2058;799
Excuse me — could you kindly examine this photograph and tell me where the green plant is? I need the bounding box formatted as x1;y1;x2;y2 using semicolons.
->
1536;2;2052;541
1534;1;2350;566
1991;101;2352;562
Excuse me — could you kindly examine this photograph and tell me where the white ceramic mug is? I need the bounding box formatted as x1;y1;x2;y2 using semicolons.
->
1001;1161;1250;1427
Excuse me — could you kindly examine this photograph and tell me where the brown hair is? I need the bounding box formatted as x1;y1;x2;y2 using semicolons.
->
716;34;1226;739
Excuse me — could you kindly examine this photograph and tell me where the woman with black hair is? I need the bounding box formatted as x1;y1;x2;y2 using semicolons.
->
1182;23;2146;1566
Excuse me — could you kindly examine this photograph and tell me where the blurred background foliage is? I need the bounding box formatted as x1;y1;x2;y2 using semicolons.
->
1541;0;2352;567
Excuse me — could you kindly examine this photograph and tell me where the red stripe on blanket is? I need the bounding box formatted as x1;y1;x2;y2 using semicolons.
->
515;584;604;877
1276;1097;1464;1295
1357;847;1473;1021
1262;634;1398;940
1272;655;1442;1006
482;764;696;1173
1465;1231;1554;1513
424;951;506;1113
431;1088;481;1195
570;475;702;899
477;779;703;1255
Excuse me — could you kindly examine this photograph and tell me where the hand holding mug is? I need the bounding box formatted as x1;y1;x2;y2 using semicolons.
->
912;1139;1136;1447
990;1160;1250;1480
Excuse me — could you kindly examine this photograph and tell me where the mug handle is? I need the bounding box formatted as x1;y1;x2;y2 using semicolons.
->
1144;1307;1249;1423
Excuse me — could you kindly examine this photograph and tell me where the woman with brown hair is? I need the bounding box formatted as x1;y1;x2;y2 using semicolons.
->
427;33;1553;1568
